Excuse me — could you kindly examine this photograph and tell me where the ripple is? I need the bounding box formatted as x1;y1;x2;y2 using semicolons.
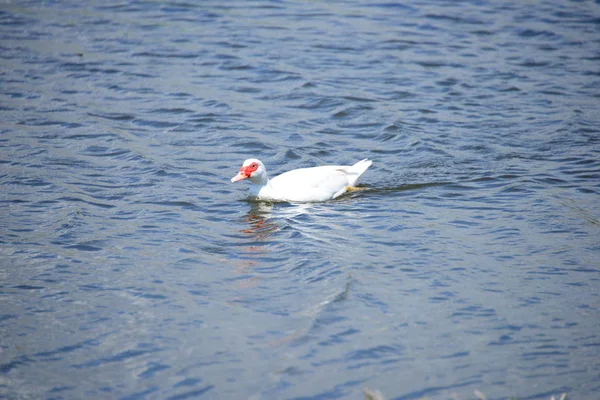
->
72;347;161;369
12;285;45;290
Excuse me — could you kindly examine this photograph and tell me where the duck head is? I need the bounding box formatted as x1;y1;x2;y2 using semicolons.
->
231;158;268;184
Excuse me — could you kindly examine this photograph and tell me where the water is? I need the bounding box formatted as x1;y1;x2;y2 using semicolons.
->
1;1;599;399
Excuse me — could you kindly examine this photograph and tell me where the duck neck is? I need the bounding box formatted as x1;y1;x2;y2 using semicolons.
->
248;174;270;197
249;171;269;187
248;172;270;193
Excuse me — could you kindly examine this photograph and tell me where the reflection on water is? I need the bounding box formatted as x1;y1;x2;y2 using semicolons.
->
241;201;318;238
240;202;278;237
232;203;279;278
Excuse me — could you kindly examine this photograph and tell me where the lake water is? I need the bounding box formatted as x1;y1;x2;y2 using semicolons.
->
1;1;599;399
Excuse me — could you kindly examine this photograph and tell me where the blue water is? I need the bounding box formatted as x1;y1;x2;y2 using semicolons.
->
1;1;599;399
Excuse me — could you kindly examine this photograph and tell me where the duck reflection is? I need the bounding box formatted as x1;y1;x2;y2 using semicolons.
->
241;201;315;238
240;202;279;238
232;202;278;281
231;202;312;291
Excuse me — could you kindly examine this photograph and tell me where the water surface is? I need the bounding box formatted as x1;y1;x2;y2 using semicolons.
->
1;1;599;399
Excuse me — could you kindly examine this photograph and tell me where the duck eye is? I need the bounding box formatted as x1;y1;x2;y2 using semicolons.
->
251;163;258;170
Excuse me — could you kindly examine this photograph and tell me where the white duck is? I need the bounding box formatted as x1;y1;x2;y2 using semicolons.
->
231;158;372;202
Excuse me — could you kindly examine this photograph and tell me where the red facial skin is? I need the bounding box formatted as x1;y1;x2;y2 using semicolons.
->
240;162;259;178
231;161;259;182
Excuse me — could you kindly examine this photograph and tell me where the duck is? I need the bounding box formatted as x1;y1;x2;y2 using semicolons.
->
231;158;372;202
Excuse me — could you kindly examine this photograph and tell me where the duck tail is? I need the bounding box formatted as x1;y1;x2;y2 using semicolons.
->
347;158;372;186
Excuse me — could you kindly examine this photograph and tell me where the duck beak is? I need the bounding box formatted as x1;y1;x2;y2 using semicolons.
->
231;171;248;183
